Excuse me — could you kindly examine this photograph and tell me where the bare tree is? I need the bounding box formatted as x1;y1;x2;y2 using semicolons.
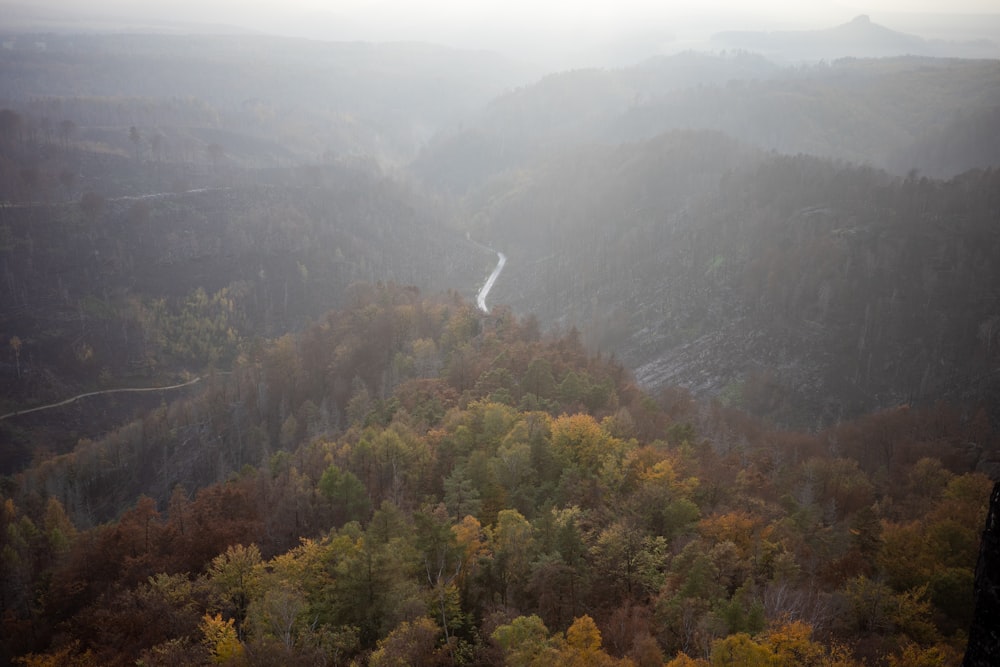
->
150;132;163;163
129;125;142;161
39;117;53;145
9;336;22;378
59;119;76;149
18;168;40;206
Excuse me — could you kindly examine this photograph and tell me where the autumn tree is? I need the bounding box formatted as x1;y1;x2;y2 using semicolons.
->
368;617;442;667
207;543;262;639
492;615;559;667
414;505;465;646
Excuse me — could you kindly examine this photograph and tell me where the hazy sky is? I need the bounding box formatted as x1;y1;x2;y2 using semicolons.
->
47;0;1000;21
13;0;1000;66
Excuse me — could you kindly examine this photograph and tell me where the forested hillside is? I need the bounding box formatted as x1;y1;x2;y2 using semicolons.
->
413;55;1000;191
0;107;494;473
3;285;995;665
1;17;999;667
472;131;1000;427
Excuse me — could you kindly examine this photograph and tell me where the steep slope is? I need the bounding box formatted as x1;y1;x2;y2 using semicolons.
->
3;286;995;665
0;31;520;474
472;131;1000;426
0;168;495;473
411;50;780;192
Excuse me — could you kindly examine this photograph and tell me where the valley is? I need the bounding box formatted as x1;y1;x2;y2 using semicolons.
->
1;12;999;667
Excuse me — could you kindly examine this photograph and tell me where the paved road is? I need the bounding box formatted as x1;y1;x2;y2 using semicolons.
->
477;250;507;313
0;376;202;421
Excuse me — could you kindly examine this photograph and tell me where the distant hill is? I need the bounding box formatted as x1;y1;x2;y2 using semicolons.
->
411;51;783;192
3;24;999;469
0;1;255;35
0;30;533;472
2;21;1000;665
412;55;1000;192
0;33;536;164
471;131;1000;427
612;57;1000;179
712;14;1000;61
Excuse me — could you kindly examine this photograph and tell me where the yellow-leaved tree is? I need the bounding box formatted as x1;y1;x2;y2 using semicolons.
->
200;613;243;664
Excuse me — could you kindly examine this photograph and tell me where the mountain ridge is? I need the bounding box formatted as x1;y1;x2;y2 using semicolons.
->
711;14;1000;60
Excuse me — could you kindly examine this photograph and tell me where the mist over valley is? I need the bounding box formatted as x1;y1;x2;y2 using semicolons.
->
1;4;999;665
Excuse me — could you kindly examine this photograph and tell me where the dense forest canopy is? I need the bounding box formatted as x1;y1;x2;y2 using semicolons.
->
1;11;999;667
2;284;996;665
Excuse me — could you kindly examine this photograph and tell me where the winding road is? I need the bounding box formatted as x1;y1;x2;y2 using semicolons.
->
3;222;506;422
476;250;507;314
0;376;202;421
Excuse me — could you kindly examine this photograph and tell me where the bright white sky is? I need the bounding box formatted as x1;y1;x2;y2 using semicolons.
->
15;0;1000;66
